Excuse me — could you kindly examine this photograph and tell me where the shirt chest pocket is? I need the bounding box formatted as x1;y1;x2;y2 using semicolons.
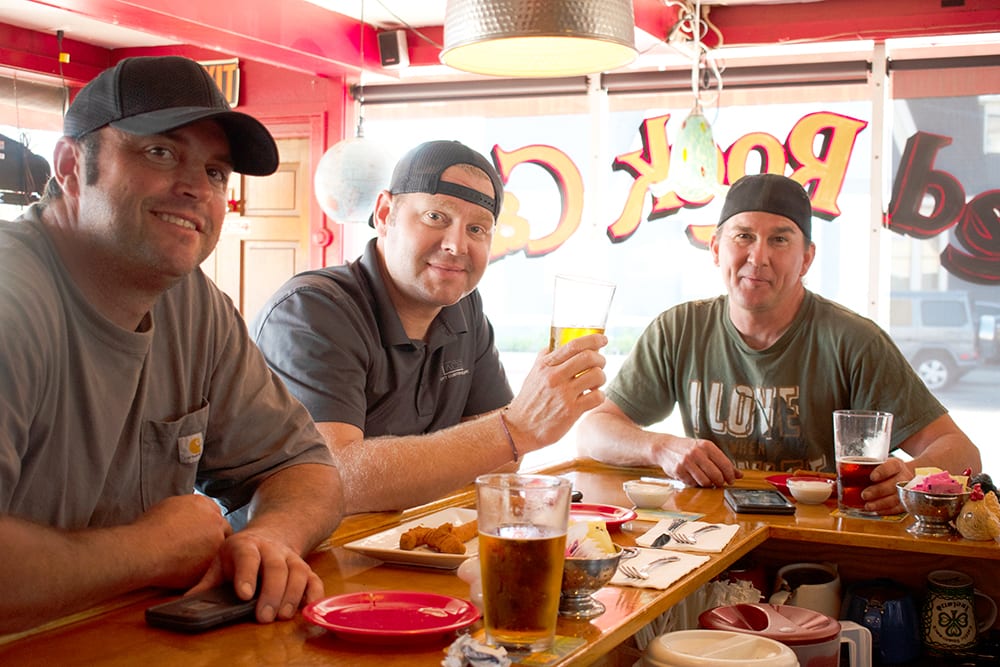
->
140;402;210;510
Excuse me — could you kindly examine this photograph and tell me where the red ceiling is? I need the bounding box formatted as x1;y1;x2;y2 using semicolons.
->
4;0;999;87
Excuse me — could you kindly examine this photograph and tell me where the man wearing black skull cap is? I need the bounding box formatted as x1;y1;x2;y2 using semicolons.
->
0;56;343;632
253;140;608;514
578;173;981;515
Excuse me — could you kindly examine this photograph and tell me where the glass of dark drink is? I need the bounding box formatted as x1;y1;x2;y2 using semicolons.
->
833;410;892;516
476;474;571;653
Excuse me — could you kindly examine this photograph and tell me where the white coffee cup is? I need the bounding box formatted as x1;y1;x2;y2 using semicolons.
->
769;562;842;619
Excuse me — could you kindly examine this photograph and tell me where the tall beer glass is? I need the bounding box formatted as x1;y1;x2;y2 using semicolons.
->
476;474;571;652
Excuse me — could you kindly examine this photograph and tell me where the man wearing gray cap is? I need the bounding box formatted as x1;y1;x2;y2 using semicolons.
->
252;140;607;514
578;173;980;515
0;56;343;633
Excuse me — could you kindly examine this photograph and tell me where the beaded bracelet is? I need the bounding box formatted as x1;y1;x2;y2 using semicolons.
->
497;410;520;462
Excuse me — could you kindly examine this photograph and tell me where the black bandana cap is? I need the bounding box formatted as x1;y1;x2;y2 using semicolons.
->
717;173;812;240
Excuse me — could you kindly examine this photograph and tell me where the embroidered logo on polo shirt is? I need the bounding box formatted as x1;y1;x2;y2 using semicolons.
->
441;359;469;381
178;432;204;464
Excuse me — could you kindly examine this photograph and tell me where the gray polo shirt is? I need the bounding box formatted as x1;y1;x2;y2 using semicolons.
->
251;239;513;436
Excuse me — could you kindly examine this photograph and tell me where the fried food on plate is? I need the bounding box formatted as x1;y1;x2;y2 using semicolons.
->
399;519;478;554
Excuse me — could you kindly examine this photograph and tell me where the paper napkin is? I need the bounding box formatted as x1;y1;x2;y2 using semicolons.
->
635;520;739;553
609;547;710;590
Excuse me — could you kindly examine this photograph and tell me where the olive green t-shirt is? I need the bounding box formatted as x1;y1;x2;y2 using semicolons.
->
607;291;946;473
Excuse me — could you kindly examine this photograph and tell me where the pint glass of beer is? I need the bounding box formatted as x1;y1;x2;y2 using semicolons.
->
549;274;616;350
476;474;571;652
833;410;892;516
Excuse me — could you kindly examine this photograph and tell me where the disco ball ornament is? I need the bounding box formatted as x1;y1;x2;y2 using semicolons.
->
313;137;394;223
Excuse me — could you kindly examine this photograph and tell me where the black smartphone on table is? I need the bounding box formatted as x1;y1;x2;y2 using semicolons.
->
724;487;796;515
145;587;257;633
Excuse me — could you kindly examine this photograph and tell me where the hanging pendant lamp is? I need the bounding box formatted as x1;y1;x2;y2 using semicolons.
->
441;0;638;78
651;0;725;202
313;2;393;224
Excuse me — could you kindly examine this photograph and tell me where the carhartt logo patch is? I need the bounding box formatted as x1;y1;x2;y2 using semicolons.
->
178;433;204;464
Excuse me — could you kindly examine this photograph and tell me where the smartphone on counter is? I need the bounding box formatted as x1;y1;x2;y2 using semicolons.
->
145;587;257;633
724;487;796;515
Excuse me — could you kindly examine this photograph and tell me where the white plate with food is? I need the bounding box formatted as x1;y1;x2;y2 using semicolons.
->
343;507;478;570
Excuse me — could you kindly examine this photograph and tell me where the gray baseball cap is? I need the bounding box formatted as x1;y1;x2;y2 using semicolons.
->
369;140;504;227
63;56;278;176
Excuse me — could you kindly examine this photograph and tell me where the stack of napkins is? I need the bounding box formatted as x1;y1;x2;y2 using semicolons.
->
635;521;739;553
610;548;710;589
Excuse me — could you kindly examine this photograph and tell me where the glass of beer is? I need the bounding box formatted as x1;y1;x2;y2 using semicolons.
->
475;474;571;653
549;274;616;350
833;410;893;516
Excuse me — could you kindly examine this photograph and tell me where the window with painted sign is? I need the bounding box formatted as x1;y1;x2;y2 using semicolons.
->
363;42;999;471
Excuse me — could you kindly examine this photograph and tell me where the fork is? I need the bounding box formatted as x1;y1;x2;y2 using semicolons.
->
669;524;721;545
619;556;681;580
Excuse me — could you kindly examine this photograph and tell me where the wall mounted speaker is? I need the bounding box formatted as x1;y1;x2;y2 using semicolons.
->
378;30;409;68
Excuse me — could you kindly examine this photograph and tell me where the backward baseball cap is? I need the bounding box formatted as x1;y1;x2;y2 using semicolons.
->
63;55;278;176
368;140;504;227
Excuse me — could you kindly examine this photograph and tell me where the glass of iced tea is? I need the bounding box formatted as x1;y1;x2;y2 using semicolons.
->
475;474;571;653
549;274;616;350
833;410;893;516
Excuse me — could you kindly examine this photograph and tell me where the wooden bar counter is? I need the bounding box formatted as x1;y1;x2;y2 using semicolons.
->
2;460;997;666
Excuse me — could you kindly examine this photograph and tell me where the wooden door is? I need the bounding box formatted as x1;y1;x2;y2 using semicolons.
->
202;137;311;323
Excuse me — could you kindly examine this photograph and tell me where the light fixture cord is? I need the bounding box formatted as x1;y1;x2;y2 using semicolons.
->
691;0;702;112
355;0;366;139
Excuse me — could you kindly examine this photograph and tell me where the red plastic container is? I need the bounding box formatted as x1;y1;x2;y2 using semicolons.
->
700;603;842;667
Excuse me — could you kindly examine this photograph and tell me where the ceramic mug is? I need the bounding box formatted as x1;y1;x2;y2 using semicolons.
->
768;562;841;619
921;569;998;653
842;578;922;665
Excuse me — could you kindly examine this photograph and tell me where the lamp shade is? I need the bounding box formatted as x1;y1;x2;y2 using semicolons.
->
652;107;726;203
441;0;637;78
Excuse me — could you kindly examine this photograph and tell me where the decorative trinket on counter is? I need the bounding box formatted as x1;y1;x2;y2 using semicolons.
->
955;483;1000;542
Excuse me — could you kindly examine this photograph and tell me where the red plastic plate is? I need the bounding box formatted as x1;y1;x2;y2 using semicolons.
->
302;591;479;643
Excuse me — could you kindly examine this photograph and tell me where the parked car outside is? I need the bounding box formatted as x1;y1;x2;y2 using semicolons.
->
973;301;1000;363
889;291;981;391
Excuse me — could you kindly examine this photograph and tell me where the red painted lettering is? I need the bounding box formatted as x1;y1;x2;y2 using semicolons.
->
887;132;965;238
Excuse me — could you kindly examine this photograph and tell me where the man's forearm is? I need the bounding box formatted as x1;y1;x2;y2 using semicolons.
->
905;434;982;476
328;414;521;515
0;516;158;633
899;414;983;477
245;463;345;553
577;411;661;467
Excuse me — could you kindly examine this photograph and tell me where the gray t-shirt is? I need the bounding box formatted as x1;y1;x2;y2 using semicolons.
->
0;208;334;529
608;291;946;472
251;238;513;436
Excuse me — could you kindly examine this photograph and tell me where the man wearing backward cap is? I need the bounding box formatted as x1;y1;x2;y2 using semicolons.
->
578;173;981;515
253;140;608;514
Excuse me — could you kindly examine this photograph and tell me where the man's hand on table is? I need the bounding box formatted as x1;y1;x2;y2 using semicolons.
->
863;457;914;515
188;529;325;623
652;435;743;488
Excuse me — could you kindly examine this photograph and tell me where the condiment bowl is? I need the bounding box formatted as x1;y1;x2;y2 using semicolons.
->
623;480;674;509
560;545;624;619
897;481;970;536
786;477;835;504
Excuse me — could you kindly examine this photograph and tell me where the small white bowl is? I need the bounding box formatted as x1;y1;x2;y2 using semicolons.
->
623;480;674;509
786;477;835;504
